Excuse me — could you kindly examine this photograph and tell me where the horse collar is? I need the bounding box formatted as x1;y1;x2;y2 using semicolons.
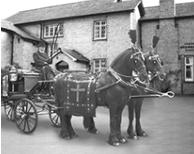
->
108;67;136;87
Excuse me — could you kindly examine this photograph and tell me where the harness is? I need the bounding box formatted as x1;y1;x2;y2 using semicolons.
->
95;67;142;93
95;51;148;93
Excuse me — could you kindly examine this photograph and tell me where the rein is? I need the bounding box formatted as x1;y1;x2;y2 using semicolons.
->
95;67;145;93
129;83;175;99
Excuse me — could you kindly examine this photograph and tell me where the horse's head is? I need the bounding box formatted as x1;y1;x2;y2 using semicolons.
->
144;50;165;81
110;48;149;85
130;48;149;84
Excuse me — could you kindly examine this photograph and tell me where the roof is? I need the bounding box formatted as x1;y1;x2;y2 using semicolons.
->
7;0;142;25
1;20;40;42
141;2;194;21
63;49;90;64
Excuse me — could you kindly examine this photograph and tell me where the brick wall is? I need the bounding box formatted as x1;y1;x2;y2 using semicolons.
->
177;18;194;94
141;1;194;94
159;0;175;18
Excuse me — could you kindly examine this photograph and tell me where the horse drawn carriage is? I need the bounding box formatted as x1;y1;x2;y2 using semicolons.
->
1;66;62;134
1;34;175;146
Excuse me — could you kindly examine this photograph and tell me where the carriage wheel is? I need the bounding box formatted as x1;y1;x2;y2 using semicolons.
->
4;100;15;121
49;107;61;128
14;98;38;134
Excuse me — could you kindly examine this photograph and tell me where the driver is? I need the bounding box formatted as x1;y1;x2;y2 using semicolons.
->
33;42;55;80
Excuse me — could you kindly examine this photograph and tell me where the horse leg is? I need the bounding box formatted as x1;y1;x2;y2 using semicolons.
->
108;106;127;146
135;99;148;137
116;110;128;144
83;116;98;134
127;99;138;139
66;115;78;138
59;113;71;139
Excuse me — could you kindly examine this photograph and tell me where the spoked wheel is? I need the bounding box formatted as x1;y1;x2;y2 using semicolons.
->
14;98;38;134
49;107;61;128
4;100;15;121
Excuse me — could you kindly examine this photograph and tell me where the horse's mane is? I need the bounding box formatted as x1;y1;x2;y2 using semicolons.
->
110;48;134;67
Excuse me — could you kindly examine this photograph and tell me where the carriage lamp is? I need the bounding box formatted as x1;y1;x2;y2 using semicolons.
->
9;66;18;82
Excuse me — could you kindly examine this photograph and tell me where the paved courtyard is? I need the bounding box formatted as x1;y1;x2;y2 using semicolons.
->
1;96;194;154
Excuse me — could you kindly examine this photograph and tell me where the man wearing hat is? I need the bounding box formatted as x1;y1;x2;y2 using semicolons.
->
33;42;55;80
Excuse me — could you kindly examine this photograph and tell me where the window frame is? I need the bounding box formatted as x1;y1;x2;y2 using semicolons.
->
93;20;107;41
43;23;64;38
92;58;107;73
184;56;194;82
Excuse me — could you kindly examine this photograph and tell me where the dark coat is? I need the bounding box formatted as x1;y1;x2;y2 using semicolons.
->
33;51;52;67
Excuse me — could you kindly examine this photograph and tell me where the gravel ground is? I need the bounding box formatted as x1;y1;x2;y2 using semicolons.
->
1;96;194;154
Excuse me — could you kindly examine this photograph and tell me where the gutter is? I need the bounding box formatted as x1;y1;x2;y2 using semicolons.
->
140;15;194;22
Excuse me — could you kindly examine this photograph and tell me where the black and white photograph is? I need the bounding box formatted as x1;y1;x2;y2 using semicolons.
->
1;0;194;153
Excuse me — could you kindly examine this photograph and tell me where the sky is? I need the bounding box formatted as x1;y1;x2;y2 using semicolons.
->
1;0;194;19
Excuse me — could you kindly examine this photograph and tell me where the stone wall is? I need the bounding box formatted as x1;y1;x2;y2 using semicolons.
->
19;11;135;70
1;31;12;68
13;34;37;70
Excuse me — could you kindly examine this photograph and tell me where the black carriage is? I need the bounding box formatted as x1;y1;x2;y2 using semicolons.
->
1;67;61;134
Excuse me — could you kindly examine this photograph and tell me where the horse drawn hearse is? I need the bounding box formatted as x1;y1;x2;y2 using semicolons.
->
1;35;175;146
1;66;63;133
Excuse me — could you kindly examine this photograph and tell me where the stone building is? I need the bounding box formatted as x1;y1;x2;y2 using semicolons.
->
6;0;144;72
139;0;194;94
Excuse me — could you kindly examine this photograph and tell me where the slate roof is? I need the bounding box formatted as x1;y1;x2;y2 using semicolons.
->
141;2;194;20
7;0;141;25
1;20;40;42
64;49;90;64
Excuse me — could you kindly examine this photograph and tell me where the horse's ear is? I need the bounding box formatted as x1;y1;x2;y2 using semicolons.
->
152;36;159;48
129;30;136;44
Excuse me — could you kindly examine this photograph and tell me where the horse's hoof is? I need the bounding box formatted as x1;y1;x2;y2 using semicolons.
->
127;133;138;140
119;138;128;144
60;131;71;139
108;141;120;146
71;133;78;138
137;130;148;137
108;136;120;146
64;136;71;140
133;135;139;140
88;128;98;134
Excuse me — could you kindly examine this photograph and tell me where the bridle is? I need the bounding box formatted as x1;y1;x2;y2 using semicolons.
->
109;51;148;87
146;54;164;81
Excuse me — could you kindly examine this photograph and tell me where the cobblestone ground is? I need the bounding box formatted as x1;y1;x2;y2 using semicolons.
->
1;96;194;154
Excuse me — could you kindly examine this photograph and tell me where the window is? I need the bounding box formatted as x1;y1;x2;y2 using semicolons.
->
185;56;194;82
92;58;107;73
43;23;63;38
93;20;107;40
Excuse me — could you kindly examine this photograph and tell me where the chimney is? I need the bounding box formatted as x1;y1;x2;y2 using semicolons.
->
159;0;176;18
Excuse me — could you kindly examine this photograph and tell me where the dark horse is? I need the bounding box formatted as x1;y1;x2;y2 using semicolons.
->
83;49;166;139
127;49;165;139
84;35;167;139
54;48;149;146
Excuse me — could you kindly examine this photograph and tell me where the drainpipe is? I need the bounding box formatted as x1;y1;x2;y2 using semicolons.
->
10;33;14;65
138;20;142;48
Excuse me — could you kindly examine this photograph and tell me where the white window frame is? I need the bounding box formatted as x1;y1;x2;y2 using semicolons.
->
93;20;107;41
43;23;63;38
92;58;107;73
185;56;194;82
